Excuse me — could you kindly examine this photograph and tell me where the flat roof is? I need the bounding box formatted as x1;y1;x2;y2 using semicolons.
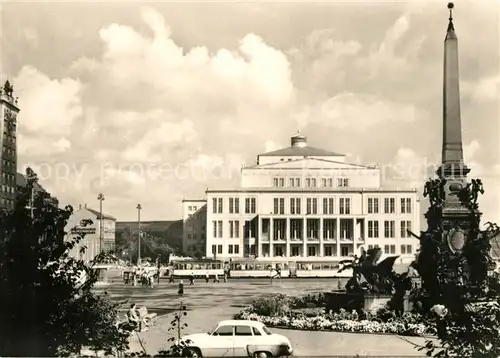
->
182;199;207;203
206;187;418;193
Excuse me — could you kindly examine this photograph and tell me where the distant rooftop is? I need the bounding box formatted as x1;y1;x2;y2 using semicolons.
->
259;134;344;157
83;206;116;221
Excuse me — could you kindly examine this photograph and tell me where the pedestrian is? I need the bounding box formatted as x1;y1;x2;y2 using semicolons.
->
205;273;209;283
189;272;195;285
214;273;219;283
178;280;184;296
223;273;227;283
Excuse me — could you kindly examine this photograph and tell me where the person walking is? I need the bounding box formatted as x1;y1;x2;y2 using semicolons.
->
213;273;219;283
178;280;184;296
189;272;195;285
205;272;209;283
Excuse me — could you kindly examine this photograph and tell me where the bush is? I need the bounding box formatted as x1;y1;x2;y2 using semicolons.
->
247;294;291;317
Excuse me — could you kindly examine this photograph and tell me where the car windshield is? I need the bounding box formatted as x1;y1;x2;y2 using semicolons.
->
262;326;272;335
208;324;218;335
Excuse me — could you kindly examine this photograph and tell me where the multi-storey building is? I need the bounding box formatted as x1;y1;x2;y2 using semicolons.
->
185;134;420;262
0;81;19;211
182;199;207;257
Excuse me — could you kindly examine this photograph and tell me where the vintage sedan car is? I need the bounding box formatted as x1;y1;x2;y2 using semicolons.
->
179;319;293;357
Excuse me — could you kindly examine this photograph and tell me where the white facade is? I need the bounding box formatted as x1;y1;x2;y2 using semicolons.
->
182;199;207;257
186;134;420;262
65;205;117;263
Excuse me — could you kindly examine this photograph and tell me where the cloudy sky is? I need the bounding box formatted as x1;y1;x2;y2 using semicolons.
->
1;0;499;222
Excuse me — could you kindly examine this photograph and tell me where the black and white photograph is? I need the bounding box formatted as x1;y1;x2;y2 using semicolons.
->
0;0;499;357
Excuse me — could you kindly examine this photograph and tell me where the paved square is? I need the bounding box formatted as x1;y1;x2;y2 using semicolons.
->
97;278;428;356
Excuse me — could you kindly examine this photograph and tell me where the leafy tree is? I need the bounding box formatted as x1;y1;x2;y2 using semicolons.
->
0;168;130;356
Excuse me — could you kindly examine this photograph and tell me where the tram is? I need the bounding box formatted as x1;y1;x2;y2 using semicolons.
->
230;258;290;278
295;260;352;278
170;259;224;278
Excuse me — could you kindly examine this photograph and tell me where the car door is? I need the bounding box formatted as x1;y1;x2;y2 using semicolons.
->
208;325;234;357
233;324;255;357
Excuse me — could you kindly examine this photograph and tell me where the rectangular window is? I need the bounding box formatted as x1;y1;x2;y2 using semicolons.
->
407;245;412;254
217;220;223;238
245;198;254;214
339;198;351;214
401;198;412;214
291;246;300;257
289;178;295;187
338;178;349;187
279;198;284;214
311;178;316;187
251;198;256;213
234;245;239;254
273;178;279;187
368;220;379;238
322;178;327;187
234;198;239;214
212;245;216;254
290;198;301;215
212;198;217;214
401;245;406;254
296;178;301;187
212;220;217;238
390;245;396;254
306;198;318;214
229;221;234;238
384;221;395;238
229;198;233;214
306;178;310;187
368;198;379;214
218;245;222;254
308;246;317;256
188;206;192;211
235;220;239;238
384;245;390;254
279;178;284;187
384;198;395;214
218;198;223;213
325;246;333;256
274;198;279;215
228;245;234;254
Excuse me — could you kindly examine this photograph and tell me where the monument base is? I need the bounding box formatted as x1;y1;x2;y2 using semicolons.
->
325;291;413;314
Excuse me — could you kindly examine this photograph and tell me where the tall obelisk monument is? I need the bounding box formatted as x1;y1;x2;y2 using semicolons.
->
437;3;473;218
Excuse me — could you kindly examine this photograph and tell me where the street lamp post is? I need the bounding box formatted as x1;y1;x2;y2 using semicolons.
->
136;204;142;267
97;193;105;253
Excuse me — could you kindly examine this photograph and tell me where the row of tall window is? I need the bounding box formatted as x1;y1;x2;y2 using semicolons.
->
273;177;349;188
212;197;256;214
367;244;413;255
368;197;412;214
211;244;241;255
212;219;412;239
367;220;412;238
212;196;412;215
275;197;351;215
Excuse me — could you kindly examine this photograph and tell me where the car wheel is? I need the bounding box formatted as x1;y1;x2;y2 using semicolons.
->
184;347;202;357
254;352;271;358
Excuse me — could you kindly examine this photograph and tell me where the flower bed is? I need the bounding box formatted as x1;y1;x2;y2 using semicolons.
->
234;294;436;337
235;310;430;336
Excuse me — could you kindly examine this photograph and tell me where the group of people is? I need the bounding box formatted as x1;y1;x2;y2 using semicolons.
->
123;267;159;288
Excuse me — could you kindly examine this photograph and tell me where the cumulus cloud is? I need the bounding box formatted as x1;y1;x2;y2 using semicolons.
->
302;92;421;129
7;2;498;220
14;66;83;137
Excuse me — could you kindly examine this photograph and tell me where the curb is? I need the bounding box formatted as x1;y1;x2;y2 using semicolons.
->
268;324;436;338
